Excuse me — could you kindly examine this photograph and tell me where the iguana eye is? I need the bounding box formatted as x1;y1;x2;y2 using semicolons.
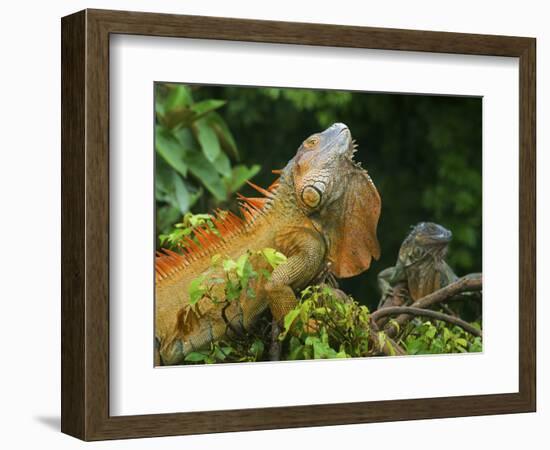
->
303;136;320;149
301;185;322;208
412;247;425;259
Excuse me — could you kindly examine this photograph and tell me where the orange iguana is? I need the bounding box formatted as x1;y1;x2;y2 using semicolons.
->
155;123;381;365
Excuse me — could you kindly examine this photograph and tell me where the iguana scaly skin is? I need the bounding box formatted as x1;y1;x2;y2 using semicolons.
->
377;222;457;309
155;123;381;365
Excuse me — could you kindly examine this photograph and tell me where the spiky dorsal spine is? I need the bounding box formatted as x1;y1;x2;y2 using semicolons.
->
155;175;280;282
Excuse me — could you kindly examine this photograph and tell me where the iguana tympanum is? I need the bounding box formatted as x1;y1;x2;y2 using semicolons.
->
155;123;381;365
377;222;457;309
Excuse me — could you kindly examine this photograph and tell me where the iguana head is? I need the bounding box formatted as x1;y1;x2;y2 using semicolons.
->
285;122;381;278
398;222;452;267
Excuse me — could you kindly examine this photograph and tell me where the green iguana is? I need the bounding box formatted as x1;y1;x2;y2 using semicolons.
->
155;123;381;365
377;222;457;309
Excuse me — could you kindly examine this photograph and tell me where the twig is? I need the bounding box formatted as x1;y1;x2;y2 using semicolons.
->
269;319;282;361
368;320;406;356
371;306;481;338
381;273;482;337
221;301;246;342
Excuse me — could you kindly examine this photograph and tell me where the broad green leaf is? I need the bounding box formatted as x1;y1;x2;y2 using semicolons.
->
223;259;237;272
195;118;221;162
156;205;181;236
207;111;239;160
155;126;188;177
288;343;304;360
190;99;226;119
224;164;261;193
182;150;227;201
249;340;264;360
282;308;301;335
155;155;175;195
425;325;437;339
221;346;234;356
184;352;207;362
261;248;287;269
455;338;468;347
225;278;241;301
212;151;231;178
213;346;228;361
235;253;249;277
314;341;338;359
164;84;193;111
188;275;206;305
173;174;190;212
173;127;199;151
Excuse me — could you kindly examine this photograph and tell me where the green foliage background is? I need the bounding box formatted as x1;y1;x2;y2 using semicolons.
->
155;83;482;311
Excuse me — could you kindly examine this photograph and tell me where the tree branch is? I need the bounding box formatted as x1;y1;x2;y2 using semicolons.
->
381;273;482;338
371;306;481;338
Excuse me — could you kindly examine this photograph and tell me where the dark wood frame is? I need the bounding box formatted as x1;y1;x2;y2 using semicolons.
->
61;8;536;441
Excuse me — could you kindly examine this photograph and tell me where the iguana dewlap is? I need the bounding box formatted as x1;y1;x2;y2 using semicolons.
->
155;123;381;365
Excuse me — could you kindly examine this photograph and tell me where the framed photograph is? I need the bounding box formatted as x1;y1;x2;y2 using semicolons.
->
61;9;536;440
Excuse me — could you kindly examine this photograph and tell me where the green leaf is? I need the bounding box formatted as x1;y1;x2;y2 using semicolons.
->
156;205;181;236
305;336;338;359
173;174;190;212
195;118;221;162
225;278;241;301
182;150;227;201
224;164;261;193
188;275;206;305
213;345;228;361
249;339;264;360
282;308;301;336
406;339;424;355
235;253;249;277
173;127;199;151
236;253;255;292
206;111;239;160
288;342;305;360
184;351;207;362
190;99;226;119
455;338;468;347
223;259;237;272
212;151;231;178
261;248;287;269
164;84;193;110
155;126;188;177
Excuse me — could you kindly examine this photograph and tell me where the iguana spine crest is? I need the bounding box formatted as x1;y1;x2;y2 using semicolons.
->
155;175;281;283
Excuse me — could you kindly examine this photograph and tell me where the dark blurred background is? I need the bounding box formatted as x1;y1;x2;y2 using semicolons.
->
154;83;482;311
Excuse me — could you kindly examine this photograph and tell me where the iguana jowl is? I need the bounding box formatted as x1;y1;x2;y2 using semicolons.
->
377;222;457;309
155;123;381;365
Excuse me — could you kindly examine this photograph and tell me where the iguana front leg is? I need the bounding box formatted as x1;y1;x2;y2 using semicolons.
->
377;266;408;309
266;228;326;322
